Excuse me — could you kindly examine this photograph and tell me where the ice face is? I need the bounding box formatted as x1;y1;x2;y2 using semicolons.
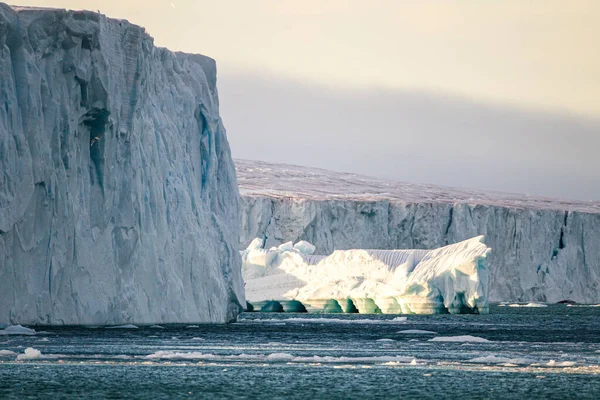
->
237;159;600;304
242;236;491;314
0;5;244;325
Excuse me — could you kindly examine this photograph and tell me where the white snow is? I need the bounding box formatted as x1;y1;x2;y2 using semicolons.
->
429;335;491;343
0;325;36;336
238;159;600;304
0;5;244;325
243;237;491;314
16;347;42;361
0;350;17;356
294;241;316;255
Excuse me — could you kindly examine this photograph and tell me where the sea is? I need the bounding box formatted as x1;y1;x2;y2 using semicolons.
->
1;304;599;399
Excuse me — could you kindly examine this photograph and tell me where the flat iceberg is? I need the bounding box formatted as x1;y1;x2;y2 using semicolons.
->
242;236;491;314
0;325;36;336
429;335;491;343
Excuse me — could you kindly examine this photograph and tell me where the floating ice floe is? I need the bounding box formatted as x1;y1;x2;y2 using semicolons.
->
468;355;534;365
546;360;576;367
0;350;17;356
429;335;490;343
105;325;139;329
243;236;491;315
0;325;36;336
143;351;418;364
397;330;437;335
508;303;548;308
16;347;42;361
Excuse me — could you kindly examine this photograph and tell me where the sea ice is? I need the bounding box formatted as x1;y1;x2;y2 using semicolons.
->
429;335;490;343
397;330;437;335
243;237;491;314
468;355;533;365
0;350;17;356
508;303;548;308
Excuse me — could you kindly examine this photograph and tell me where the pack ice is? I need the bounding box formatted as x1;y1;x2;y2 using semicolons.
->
243;236;491;314
0;5;244;325
238;159;600;304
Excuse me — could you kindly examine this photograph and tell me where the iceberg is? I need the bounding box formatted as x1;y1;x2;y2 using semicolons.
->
238;159;600;304
0;325;36;336
0;5;244;325
16;347;42;361
242;236;491;314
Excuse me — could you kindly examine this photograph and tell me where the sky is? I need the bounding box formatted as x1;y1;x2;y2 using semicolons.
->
21;0;600;200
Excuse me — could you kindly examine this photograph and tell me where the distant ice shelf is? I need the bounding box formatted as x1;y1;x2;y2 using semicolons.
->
242;236;491;314
237;159;600;304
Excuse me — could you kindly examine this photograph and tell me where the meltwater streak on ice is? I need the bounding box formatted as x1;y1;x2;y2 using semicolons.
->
242;236;491;314
1;306;600;399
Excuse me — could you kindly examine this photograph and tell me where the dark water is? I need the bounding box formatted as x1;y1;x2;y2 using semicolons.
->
1;304;599;399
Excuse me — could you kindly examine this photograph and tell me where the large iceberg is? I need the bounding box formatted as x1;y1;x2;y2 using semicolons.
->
0;5;244;325
243;236;491;314
238;159;600;304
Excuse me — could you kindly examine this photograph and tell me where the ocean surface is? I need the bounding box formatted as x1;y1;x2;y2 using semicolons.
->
1;304;599;399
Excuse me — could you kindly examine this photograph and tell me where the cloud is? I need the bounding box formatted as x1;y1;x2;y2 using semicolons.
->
219;72;600;201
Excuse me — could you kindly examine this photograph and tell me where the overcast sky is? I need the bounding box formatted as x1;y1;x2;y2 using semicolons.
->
26;1;600;200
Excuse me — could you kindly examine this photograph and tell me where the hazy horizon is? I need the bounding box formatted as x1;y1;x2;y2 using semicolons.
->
17;0;600;200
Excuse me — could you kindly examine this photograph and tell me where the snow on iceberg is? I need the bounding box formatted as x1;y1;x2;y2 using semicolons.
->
242;236;491;314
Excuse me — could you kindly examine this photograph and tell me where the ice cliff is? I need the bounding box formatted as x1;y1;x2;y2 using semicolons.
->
237;159;600;304
243;236;491;314
0;5;244;325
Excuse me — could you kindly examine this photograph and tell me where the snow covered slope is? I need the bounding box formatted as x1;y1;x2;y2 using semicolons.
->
0;5;244;325
243;237;491;314
237;159;600;303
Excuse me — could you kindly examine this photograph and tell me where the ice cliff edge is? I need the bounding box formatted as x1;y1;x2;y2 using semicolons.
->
0;4;245;324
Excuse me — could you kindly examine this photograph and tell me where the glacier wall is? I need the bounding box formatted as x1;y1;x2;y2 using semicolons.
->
238;161;600;304
0;5;244;325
